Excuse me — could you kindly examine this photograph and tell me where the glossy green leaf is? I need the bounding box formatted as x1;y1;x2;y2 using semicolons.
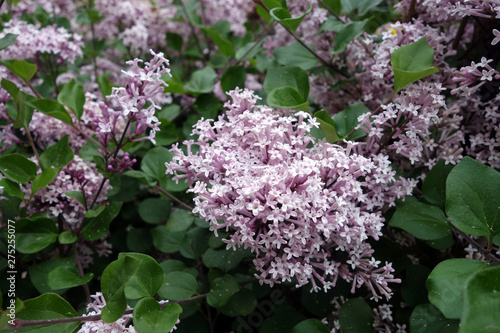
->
270;5;312;34
0;33;18;51
39;135;74;170
31;167;59;195
333;103;370;140
461;266;500;333
0;153;38;184
273;42;318;70
134;299;182;333
64;191;86;207
121;253;164;300
180;227;210;259
163;73;185;94
101;255;141;322
333;20;367;53
82;201;122;241
166;33;183;51
202;27;235;57
0;59;37;82
57;79;85;119
97;75;113;97
159;271;198;301
267;86;309;110
192;93;222;119
426;258;487;319
207;274;240;308
0;178;24;199
389;200;451;240
47;266;93;290
322;0;341;14
141;147;172;181
422;160;454;208
29;258;75;294
185;66;217;94
410;304;459;333
291;319;330;333
263;66;310;101
391;37;438;92
221;66;246;93
16;218;58;254
236;40;264;61
446;157;500;237
139;198;171;224
152;227;186;253
16;294;79;333
29;98;73;125
203;247;252;272
219;289;258;317
166;209;195;232
1;78;35;129
314;110;341;143
58;231;78;244
338;298;374;333
340;0;382;15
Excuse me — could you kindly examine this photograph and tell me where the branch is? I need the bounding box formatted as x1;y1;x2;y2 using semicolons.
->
155;185;194;211
11;294;207;330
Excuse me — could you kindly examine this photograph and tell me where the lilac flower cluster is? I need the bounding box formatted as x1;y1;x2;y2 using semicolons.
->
202;0;256;36
99;49;170;148
26;155;110;225
167;89;411;299
78;293;178;333
0;19;83;64
451;57;500;96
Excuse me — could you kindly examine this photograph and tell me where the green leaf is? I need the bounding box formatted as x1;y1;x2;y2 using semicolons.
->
422;160;454;208
47;266;93;290
207;274;240;308
264;66;310;101
0;153;38;183
16;294;79;333
134;299;182;333
426;258;488;319
410;304;459;333
58;231;78;244
180;227;210;259
0;33;18;51
57;79;85;119
141;147;172;181
192;93;222;119
152;227;186;253
159;271;198;301
28;98;73;125
446;157;500;237
101;255;141;322
16;218;58;254
31;167;59;195
97;75;113;97
267;86;309;110
202;27;235;57
166;33;183;51
291;319;330;333
121;253;164;300
270;5;312;34
138;198;171;224
163;73;185;94
0;59;37;82
166;209;195;232
236;40;264;61
221;66;246;93
389;200;451;240
28;258;75;294
1;78;35;129
64;191;86;207
273;42;318;70
338;298;374;333
314;110;341;143
391;37;439;92
461;266;500;333
219;289;258;317
82;201;122;241
185;66;217;94
203;247;252;272
84;205;106;218
0;178;24;199
333;20;367;54
39;135;74;170
340;0;382;15
322;0;342;14
333;103;370;140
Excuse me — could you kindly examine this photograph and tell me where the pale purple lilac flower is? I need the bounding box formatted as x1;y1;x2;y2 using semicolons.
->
167;89;412;300
451;57;500;96
202;0;256;36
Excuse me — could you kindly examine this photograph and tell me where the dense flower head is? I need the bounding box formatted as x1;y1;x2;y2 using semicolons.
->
102;49;171;145
0;19;83;64
167;89;412;300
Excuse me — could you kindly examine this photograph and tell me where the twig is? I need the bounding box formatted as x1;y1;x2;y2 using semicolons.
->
73;243;91;303
155;185;194;211
10;294;208;329
405;0;417;23
453;17;469;50
449;221;500;266
179;0;205;57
